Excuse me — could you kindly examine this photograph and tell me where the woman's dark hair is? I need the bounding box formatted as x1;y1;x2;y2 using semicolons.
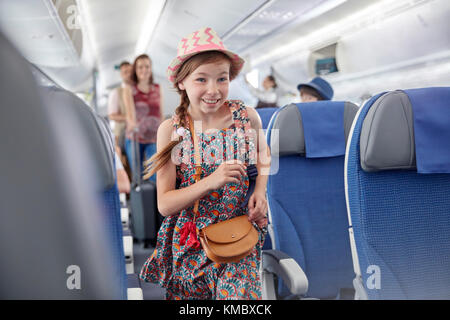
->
132;54;153;85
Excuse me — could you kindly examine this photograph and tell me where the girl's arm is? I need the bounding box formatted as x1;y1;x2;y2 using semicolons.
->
109;113;127;122
156;119;247;217
246;107;271;226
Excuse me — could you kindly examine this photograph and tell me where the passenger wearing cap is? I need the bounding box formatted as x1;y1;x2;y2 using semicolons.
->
139;27;270;300
297;76;334;102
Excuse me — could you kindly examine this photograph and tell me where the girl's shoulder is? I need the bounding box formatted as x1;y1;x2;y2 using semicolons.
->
157;117;182;145
245;106;263;130
158;118;175;135
226;100;254;130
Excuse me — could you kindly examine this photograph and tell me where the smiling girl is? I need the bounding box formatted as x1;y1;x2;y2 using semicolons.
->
139;27;270;300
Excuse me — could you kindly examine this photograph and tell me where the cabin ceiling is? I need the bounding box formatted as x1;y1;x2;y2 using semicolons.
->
147;0;269;85
0;0;379;90
0;0;448;99
79;0;150;69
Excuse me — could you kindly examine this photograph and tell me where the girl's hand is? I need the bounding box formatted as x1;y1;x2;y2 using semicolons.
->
247;191;268;228
205;160;247;191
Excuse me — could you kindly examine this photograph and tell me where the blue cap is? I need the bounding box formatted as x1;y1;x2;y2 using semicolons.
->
297;77;334;100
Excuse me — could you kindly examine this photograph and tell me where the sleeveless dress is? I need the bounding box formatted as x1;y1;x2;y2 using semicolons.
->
126;83;161;144
124;84;161;181
139;100;266;300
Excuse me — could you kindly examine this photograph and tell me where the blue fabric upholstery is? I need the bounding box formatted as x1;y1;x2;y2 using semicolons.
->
266;102;354;299
298;102;346;158
403;88;450;173
255;107;279;129
255;107;279;251
102;180;127;299
347;91;450;299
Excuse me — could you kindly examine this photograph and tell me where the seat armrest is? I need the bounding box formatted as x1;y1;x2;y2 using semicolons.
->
353;276;368;300
121;207;129;229
127;288;143;300
262;249;308;297
127;274;143;300
123;234;134;274
120;193;127;207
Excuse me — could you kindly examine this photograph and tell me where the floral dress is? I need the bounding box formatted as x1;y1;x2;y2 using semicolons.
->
139;100;266;300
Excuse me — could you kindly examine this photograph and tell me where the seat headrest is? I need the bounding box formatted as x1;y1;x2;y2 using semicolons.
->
39;87;116;189
360;91;415;172
360;88;450;173
269;101;358;157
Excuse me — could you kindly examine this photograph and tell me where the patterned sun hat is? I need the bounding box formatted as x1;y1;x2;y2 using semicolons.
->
167;27;245;84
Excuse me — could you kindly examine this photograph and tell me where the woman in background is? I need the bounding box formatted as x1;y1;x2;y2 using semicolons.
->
123;54;163;181
245;75;278;108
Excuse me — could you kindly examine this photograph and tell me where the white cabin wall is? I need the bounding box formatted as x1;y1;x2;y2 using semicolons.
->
242;0;450;106
154;74;180;119
331;0;450;104
336;1;450;74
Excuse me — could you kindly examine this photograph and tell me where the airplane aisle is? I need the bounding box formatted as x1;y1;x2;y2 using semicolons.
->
133;243;166;300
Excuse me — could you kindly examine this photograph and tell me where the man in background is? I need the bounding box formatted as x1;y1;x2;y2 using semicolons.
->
108;61;133;176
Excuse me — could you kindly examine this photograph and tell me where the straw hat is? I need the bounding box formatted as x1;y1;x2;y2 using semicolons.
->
167;27;245;84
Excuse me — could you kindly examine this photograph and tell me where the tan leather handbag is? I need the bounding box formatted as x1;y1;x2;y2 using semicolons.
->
187;115;259;264
198;215;259;263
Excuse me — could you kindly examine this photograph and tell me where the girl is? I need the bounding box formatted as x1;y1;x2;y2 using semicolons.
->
140;27;270;300
123;54;164;181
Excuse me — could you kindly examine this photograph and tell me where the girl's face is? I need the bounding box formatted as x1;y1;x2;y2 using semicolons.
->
178;59;231;115
136;57;152;83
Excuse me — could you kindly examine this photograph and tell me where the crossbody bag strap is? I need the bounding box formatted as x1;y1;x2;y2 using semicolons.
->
229;101;258;208
179;114;202;249
187;114;202;222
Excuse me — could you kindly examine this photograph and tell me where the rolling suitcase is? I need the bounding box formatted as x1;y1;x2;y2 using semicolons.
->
129;135;161;247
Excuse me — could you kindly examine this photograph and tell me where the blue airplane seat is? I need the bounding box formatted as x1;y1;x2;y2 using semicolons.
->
39;87;145;299
39;86;129;299
255;107;280;251
346;88;450;299
263;101;358;299
0;31;122;299
255;107;279;130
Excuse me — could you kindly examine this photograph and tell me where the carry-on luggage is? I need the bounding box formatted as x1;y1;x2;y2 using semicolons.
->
129;134;161;247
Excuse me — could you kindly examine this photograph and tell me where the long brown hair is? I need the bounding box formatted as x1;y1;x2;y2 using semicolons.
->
132;54;154;85
143;51;237;179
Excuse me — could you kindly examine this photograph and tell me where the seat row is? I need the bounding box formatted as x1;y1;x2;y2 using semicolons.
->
0;31;141;299
258;87;450;299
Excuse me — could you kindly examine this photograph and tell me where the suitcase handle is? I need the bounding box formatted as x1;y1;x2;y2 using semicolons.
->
131;129;142;188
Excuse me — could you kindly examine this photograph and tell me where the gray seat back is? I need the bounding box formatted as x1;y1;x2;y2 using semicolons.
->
0;31;121;299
